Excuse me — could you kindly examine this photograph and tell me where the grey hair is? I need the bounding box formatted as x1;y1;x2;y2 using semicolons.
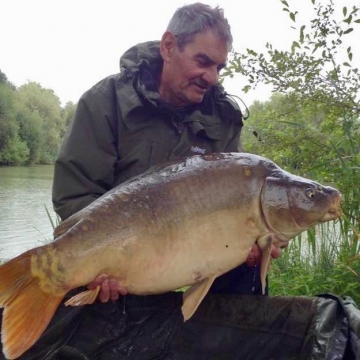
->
166;3;233;50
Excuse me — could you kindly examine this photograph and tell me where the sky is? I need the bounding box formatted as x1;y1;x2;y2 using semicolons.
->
0;0;358;110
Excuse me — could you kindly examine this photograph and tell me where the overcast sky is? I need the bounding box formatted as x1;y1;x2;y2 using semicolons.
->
0;0;358;109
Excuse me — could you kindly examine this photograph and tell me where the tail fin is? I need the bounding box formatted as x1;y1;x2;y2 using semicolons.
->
0;251;64;359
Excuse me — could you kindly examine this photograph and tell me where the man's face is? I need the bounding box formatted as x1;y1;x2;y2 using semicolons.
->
159;30;229;107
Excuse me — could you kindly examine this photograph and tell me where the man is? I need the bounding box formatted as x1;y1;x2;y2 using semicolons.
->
53;2;280;301
25;3;352;360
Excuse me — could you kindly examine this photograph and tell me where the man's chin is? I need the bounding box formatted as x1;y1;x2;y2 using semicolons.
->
187;93;205;104
176;91;205;106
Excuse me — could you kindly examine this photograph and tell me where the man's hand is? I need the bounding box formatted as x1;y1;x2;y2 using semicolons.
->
87;274;128;303
246;243;284;267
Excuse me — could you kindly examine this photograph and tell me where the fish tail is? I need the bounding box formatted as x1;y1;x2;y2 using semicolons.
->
0;251;64;359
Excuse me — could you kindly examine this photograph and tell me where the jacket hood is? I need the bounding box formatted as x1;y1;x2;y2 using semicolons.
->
119;41;162;72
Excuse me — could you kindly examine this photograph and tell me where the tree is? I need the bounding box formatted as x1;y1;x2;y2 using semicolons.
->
0;69;16;90
0;71;76;165
0;83;29;165
223;1;360;299
61;101;77;136
0;69;8;84
224;0;360;116
242;92;356;181
15;102;43;164
15;82;65;164
224;0;360;217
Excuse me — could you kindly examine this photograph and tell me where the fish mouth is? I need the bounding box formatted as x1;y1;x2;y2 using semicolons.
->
319;193;342;222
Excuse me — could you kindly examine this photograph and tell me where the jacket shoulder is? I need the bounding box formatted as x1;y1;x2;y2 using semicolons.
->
88;74;122;97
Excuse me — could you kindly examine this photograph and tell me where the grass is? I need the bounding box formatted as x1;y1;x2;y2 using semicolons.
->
269;218;360;305
44;205;61;230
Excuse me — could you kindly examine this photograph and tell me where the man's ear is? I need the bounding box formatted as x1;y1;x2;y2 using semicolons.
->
160;31;177;63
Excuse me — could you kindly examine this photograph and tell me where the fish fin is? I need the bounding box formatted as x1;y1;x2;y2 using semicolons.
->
181;276;216;321
0;252;33;306
0;252;64;359
53;215;82;238
258;235;274;294
64;286;101;306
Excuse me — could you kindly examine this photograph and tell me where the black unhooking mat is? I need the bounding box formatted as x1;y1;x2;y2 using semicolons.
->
0;292;359;360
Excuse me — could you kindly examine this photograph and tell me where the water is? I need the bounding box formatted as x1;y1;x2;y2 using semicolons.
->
0;165;57;260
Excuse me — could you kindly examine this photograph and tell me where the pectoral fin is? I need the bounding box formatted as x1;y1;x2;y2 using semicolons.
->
258;235;274;294
182;276;216;321
64;286;101;306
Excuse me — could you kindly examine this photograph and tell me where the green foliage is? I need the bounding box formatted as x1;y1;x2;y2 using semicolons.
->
241;93;360;197
222;0;360;300
224;0;360;116
228;0;360;224
15;104;43;164
44;205;61;230
15;82;65;164
0;69;16;90
61;101;77;137
269;220;360;304
0;70;9;85
0;84;29;165
0;70;76;165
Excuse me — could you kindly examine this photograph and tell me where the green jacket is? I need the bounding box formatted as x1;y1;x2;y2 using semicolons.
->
52;41;244;221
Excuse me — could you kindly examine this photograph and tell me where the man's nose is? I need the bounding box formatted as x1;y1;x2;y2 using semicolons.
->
202;67;219;86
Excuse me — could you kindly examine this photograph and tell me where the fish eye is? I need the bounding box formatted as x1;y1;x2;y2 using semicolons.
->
305;187;316;198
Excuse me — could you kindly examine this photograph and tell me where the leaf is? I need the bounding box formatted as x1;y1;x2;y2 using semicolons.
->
290;12;296;22
344;28;354;34
343;7;347;17
242;85;251;93
291;41;301;53
300;25;306;43
344;15;353;24
355;19;360;23
343;62;351;67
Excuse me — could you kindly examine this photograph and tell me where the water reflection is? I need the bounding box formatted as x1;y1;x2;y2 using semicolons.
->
0;166;57;260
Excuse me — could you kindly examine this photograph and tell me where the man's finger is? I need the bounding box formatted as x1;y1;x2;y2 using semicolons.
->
99;278;111;303
109;278;121;301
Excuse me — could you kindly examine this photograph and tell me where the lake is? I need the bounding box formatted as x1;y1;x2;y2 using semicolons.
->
0;165;57;260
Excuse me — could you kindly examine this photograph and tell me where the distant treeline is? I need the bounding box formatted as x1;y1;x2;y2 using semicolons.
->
0;69;77;165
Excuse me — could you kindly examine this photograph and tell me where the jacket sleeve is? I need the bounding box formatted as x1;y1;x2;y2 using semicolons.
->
52;79;119;220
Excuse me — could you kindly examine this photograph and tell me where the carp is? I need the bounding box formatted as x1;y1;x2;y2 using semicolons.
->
0;153;341;359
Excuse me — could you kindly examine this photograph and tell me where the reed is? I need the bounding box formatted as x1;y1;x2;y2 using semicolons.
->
269;217;360;304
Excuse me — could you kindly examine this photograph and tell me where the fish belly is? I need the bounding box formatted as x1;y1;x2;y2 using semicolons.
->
112;208;263;295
